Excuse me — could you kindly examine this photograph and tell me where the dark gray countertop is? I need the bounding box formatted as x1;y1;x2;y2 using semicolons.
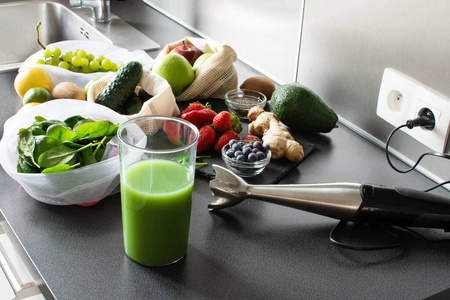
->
0;1;449;299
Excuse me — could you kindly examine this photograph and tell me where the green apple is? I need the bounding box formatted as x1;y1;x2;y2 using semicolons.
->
152;53;195;96
192;53;214;73
83;78;99;96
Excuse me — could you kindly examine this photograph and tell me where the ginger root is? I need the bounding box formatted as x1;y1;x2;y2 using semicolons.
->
248;106;304;162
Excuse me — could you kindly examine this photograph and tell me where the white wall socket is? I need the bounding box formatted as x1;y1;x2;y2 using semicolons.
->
377;68;450;153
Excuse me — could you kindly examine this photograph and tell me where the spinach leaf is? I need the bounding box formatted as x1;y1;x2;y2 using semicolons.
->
64;115;89;129
74;120;110;141
33;136;61;162
17;115;118;173
106;123;119;136
93;144;106;162
17;129;39;168
46;124;77;142
79;147;98;166
17;155;40;173
34;116;47;123
42;163;79;174
30;126;46;136
61;141;86;149
29;117;66;132
72;118;94;132
37;144;90;168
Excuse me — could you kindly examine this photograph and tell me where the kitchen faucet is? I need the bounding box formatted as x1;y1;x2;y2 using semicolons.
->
70;0;111;22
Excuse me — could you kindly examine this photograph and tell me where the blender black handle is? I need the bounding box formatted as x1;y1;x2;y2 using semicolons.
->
357;184;450;230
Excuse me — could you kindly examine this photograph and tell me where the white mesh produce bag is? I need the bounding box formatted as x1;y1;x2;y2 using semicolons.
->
156;36;238;101
20;40;154;90
0;100;128;206
86;70;180;118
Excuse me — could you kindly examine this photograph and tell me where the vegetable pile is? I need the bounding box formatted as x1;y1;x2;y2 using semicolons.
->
17;115;118;174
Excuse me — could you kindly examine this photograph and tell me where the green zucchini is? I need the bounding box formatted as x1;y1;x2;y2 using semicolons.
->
136;86;153;102
95;61;143;111
118;92;143;115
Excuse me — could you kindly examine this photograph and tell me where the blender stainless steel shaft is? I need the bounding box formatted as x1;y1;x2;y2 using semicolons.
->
209;164;450;230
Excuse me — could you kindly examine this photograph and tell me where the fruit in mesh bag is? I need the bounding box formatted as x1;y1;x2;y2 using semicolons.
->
169;41;203;65
52;82;86;100
192;53;214;73
22;87;52;105
152;53;194;96
14;67;53;98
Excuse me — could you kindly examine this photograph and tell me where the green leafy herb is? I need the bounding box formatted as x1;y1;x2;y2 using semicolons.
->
171;154;211;166
41;163;79;174
17;129;39;168
17;115;118;174
46;124;77;142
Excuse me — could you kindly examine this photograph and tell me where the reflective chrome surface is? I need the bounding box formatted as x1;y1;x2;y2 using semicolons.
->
0;0;159;72
209;164;363;220
70;0;111;22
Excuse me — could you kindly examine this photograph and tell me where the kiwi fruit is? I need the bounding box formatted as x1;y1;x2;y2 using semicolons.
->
52;82;86;100
240;76;276;100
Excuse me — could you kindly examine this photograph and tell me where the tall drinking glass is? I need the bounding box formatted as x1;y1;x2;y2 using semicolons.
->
118;116;199;266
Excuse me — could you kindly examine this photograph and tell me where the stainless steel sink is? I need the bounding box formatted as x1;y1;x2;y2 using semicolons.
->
0;0;160;72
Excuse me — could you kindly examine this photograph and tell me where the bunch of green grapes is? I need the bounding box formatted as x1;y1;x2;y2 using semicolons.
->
36;46;123;73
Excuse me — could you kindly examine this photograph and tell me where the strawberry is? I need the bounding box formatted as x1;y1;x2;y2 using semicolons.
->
197;125;216;153
213;111;232;133
180;101;212;115
214;130;240;152
181;102;204;114
181;108;217;128
161;121;183;144
241;135;261;143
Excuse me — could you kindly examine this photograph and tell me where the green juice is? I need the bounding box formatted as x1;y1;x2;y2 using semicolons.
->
121;159;194;265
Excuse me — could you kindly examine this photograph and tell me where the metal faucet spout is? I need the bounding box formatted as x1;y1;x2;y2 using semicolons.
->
70;0;111;22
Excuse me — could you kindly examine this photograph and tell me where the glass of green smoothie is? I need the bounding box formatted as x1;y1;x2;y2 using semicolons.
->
118;115;199;266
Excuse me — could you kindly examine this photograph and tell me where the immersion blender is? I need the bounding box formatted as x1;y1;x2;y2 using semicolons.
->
208;165;450;230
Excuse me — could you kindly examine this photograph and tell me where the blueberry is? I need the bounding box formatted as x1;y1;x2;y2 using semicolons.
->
231;143;242;152
248;152;258;162
236;154;246;162
252;148;259;153
234;150;243;157
256;151;266;160
242;147;252;157
238;141;245;148
253;141;263;150
226;149;234;158
263;144;271;152
229;139;238;147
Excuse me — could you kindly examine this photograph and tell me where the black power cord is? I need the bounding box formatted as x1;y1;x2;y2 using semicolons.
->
385;108;450;191
329;110;450;250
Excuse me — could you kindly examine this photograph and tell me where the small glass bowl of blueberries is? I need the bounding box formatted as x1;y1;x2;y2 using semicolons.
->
221;139;271;177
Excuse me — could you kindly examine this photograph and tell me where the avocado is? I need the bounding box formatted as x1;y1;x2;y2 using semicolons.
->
270;82;338;133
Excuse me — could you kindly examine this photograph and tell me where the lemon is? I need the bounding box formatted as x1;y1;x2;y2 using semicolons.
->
14;67;52;98
22;87;52;105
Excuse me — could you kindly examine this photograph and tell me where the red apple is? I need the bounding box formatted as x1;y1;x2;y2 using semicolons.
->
169;41;203;65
